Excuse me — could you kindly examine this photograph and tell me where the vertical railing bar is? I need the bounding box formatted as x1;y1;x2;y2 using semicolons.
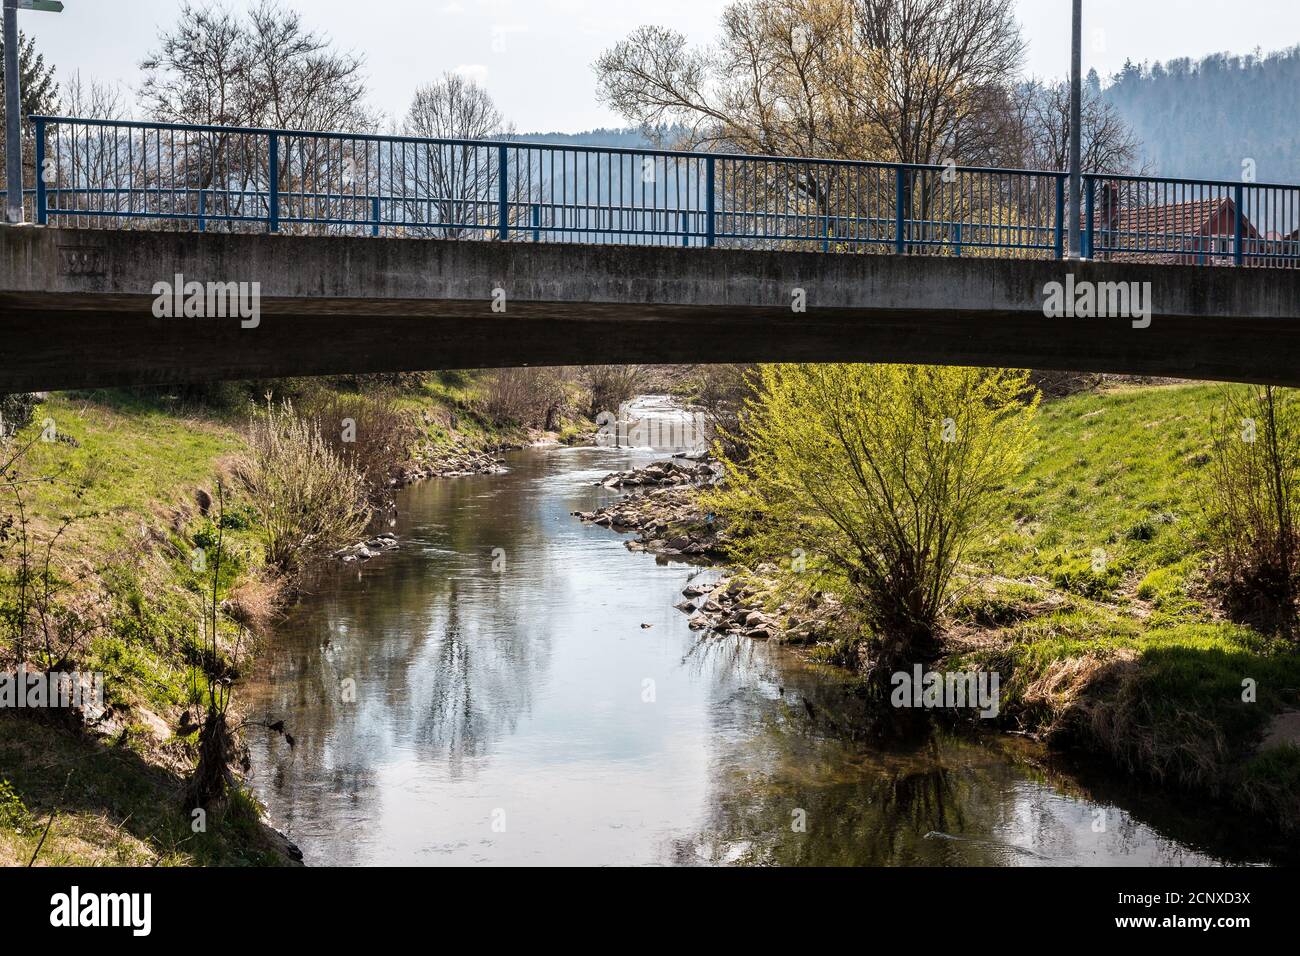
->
894;165;905;255
269;132;280;232
34;117;46;225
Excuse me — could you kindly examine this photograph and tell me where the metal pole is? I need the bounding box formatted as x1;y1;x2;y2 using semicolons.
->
4;0;22;224
1068;0;1083;259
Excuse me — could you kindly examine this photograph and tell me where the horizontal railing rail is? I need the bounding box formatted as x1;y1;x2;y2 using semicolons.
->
21;115;1300;268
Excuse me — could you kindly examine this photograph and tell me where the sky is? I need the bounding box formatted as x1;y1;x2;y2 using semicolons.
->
17;0;1300;133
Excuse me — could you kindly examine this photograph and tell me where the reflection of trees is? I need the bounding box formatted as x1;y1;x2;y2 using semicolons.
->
242;460;565;860
668;646;1022;866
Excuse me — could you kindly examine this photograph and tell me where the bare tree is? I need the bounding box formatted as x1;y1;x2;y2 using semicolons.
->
595;0;1023;165
140;1;372;131
852;0;1024;166
1010;76;1144;175
139;1;376;231
398;72;512;237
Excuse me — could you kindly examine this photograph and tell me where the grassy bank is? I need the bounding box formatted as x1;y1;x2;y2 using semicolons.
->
948;383;1300;832
0;374;565;866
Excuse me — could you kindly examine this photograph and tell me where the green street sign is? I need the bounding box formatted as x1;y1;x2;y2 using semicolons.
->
17;1;65;12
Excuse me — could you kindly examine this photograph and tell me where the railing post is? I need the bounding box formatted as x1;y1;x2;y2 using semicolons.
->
681;210;690;247
372;196;380;237
268;134;280;233
1083;176;1095;259
1234;184;1245;266
497;144;509;241
532;203;540;242
34;117;46;226
894;166;906;255
705;156;716;248
1055;174;1066;260
199;189;207;233
955;222;963;257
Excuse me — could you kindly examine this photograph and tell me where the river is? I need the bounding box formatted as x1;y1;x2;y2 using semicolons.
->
242;399;1288;867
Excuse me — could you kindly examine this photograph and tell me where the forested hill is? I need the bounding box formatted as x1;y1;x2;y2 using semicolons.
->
513;128;651;149
1104;47;1300;183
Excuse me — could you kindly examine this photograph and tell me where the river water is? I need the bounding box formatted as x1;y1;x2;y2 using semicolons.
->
243;400;1287;867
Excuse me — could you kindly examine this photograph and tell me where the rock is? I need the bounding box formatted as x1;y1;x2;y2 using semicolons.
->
674;600;697;613
134;707;172;742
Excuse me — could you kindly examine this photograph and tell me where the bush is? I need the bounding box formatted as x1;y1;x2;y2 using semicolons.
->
231;399;370;575
479;367;570;429
693;364;755;461
581;365;644;420
1204;385;1300;638
299;391;417;502
0;780;28;829
705;364;1039;679
0;393;38;438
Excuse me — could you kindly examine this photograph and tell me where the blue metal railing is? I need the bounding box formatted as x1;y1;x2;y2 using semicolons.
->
20;115;1300;268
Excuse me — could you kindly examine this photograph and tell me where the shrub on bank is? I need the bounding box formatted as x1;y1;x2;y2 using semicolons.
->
231;399;370;576
706;363;1039;679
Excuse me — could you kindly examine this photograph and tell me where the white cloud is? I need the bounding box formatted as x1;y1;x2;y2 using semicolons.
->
453;64;490;85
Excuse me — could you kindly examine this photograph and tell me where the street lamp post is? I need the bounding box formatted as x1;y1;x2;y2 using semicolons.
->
4;0;20;224
1068;0;1083;259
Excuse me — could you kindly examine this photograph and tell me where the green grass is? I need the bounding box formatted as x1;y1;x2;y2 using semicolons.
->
948;383;1300;831
975;382;1216;597
12;392;245;557
0;718;285;867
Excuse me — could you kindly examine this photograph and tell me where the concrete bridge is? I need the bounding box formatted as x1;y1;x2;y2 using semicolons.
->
3;223;1300;392
4;115;1300;392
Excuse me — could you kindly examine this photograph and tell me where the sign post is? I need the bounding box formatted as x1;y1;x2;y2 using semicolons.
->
4;0;63;225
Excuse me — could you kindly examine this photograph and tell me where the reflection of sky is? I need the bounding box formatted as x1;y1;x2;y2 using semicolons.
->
243;405;1276;868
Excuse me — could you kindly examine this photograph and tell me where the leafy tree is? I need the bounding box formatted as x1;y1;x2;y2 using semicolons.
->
706;364;1038;678
0;30;58;125
0;30;58;208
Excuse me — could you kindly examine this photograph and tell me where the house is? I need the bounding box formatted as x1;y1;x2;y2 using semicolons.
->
1087;183;1262;265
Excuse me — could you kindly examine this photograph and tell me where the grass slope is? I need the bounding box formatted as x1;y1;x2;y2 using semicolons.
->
951;383;1300;831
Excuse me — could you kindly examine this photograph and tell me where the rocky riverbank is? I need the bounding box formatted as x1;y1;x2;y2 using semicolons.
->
572;457;728;559
595;456;718;489
674;571;846;645
396;445;511;484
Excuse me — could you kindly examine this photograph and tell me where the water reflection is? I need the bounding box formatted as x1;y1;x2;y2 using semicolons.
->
242;405;1282;867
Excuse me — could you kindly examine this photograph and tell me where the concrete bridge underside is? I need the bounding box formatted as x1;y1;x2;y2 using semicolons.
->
2;225;1300;392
